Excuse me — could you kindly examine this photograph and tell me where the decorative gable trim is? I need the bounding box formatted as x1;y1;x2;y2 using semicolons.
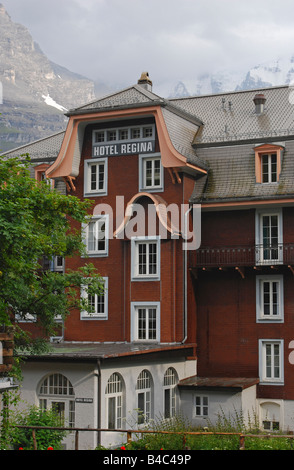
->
46;106;207;181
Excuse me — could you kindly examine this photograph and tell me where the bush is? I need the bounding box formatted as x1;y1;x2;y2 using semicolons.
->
9;405;68;450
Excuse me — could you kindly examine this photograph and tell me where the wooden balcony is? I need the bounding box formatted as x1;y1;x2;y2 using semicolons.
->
189;243;294;271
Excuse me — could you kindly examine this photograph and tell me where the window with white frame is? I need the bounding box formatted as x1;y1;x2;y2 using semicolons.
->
255;210;283;264
195;395;209;417
131;237;160;280
259;340;284;384
81;277;108;319
261;153;277;183
256;275;284;322
131;302;160;342
84;158;107;197
38;373;75;428
106;373;124;430
93;125;155;145
139;154;163;192
136;370;153;425
84;215;108;256
163;368;178;419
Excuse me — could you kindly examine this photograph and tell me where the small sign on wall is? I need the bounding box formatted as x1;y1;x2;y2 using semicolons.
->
75;398;93;404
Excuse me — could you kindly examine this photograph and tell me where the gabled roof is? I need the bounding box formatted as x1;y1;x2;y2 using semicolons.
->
69;84;166;113
0;131;65;162
190;141;294;205
180;85;294;205
46;81;207;178
170;85;294;147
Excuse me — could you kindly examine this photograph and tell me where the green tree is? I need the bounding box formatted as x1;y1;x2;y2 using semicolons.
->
0;154;103;351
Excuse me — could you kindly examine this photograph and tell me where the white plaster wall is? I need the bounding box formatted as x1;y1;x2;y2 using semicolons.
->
99;356;196;448
18;356;196;450
179;386;257;429
18;361;98;450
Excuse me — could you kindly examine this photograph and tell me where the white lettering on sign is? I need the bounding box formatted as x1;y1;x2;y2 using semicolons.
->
75;398;93;403
93;140;155;157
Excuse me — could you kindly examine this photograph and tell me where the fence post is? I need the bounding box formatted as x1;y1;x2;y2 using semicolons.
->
32;429;37;450
127;431;132;444
239;434;245;450
75;430;79;450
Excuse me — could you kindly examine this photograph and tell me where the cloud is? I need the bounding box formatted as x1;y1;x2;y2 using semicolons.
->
4;0;294;90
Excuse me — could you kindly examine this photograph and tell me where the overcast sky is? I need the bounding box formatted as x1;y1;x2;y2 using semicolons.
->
4;0;294;94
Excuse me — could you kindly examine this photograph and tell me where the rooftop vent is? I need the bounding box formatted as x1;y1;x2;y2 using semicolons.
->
253;93;266;114
138;72;152;92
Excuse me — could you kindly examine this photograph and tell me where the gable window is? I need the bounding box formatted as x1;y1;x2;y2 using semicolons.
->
93;125;155;145
81;277;108;320
139;153;163;192
255;144;283;184
34;164;54;188
255;209;283;264
256;275;284;322
84;158;107;197
259;340;284;384
131;302;160;342
136;370;153;425
131;237;160;281
106;373;124;430
83;215;109;257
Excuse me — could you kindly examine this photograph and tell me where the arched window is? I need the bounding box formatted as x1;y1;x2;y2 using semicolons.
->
163;367;178;419
136;370;153;424
106;373;124;429
38;373;75;427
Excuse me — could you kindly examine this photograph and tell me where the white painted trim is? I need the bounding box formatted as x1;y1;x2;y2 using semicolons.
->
131;301;161;342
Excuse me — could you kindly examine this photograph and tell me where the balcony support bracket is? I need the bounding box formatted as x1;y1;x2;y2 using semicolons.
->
235;266;245;279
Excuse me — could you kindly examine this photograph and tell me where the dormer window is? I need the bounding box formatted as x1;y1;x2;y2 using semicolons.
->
255;144;283;184
262;153;277;183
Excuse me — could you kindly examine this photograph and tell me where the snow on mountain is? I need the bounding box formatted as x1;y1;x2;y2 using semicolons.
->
42;94;68;112
166;55;294;98
237;56;294;91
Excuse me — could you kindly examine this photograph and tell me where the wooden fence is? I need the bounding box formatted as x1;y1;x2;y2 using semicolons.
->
11;425;294;450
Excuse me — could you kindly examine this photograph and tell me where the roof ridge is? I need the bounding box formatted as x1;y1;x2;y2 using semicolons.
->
70;83;166;113
169;83;290;102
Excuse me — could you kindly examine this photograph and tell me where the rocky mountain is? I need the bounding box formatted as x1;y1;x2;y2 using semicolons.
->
1;2;294;153
0;4;97;152
168;56;294;98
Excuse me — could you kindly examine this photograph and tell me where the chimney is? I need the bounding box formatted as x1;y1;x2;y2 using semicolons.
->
253;93;266;114
138;72;152;92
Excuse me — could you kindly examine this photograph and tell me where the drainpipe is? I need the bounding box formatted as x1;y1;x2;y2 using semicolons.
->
96;360;101;447
182;206;191;344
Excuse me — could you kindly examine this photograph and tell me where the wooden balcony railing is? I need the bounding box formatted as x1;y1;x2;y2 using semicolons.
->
189;243;294;268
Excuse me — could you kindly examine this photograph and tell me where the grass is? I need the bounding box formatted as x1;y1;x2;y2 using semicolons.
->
109;410;294;451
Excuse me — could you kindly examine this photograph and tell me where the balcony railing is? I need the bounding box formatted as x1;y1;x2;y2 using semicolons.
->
190;243;294;268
